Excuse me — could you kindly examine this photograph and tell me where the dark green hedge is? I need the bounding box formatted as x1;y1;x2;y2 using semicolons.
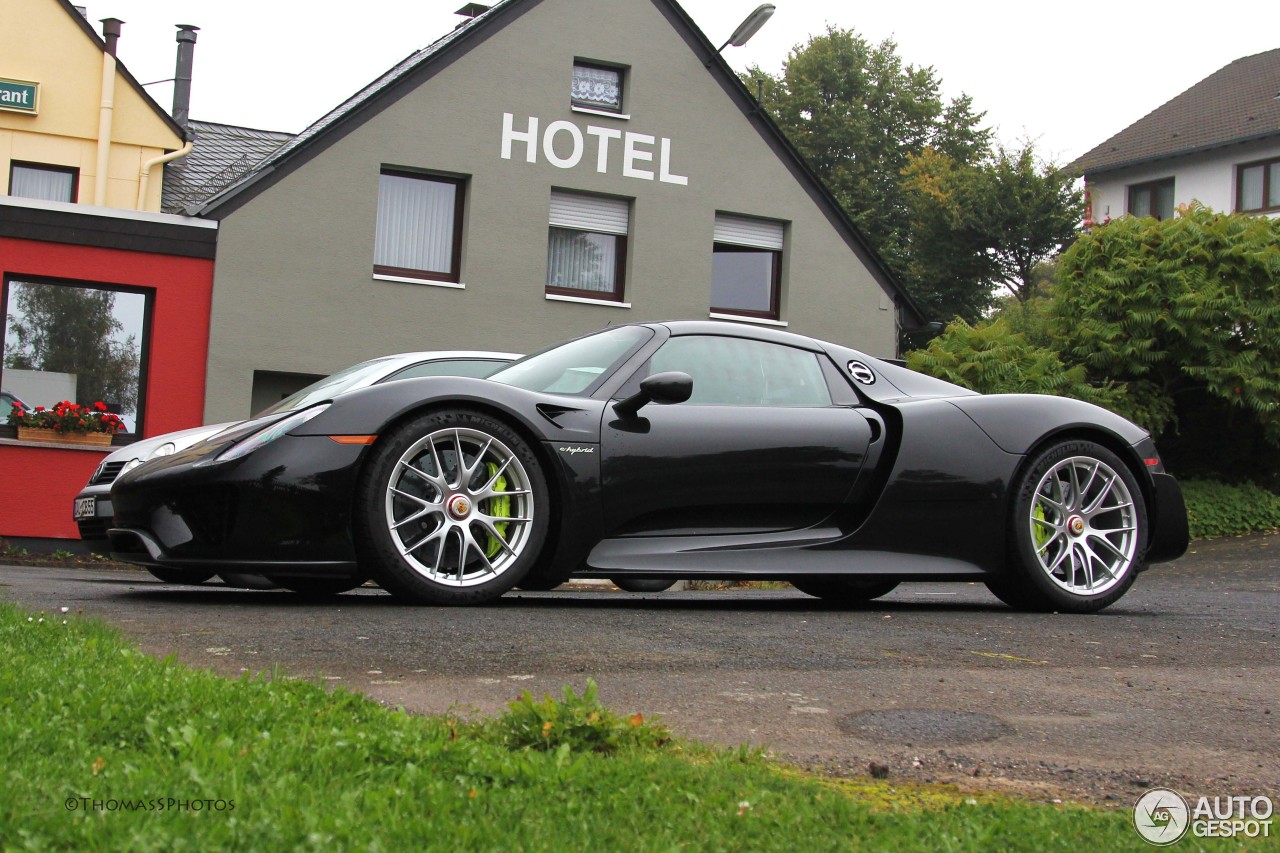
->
1182;479;1280;540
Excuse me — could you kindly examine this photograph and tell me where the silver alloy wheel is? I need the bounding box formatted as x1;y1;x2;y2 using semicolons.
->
1028;455;1137;595
384;427;534;587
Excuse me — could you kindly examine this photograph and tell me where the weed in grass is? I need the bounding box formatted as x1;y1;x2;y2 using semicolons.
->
0;538;29;557
480;677;672;754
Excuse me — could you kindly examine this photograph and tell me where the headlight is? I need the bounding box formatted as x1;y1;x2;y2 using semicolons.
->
121;457;144;474
214;405;330;463
148;441;177;459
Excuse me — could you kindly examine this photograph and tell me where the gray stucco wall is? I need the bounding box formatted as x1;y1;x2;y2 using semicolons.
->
204;0;899;421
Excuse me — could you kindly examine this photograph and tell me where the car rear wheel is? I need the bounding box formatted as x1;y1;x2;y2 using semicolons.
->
791;578;899;603
993;440;1146;613
147;567;213;585
611;578;678;593
357;409;549;605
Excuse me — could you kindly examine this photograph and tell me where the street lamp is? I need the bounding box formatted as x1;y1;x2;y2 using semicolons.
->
717;4;776;52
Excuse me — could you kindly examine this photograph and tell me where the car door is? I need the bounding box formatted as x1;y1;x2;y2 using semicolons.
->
600;334;875;537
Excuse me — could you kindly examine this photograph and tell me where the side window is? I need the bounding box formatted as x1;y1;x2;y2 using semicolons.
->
571;62;624;113
2;278;149;432
546;190;630;301
711;213;784;320
1127;178;1174;220
9;162;78;202
374;169;465;283
1237;158;1280;214
645;336;831;407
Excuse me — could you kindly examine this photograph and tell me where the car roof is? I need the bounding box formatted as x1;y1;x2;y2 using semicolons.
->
653;320;825;352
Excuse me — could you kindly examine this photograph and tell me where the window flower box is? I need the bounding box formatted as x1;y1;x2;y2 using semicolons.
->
15;426;113;447
7;400;125;446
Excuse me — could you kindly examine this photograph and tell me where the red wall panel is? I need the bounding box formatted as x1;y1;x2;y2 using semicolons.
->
0;236;214;541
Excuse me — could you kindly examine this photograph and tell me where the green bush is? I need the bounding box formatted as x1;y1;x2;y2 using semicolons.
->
905;316;1125;411
1182;478;1280;539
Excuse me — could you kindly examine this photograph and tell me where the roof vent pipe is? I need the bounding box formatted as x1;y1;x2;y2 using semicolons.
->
172;24;199;132
100;18;124;56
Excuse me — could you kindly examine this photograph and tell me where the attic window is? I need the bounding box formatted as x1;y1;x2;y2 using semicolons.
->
571;62;623;113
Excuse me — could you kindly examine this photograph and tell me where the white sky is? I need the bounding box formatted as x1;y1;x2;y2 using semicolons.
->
92;0;1276;164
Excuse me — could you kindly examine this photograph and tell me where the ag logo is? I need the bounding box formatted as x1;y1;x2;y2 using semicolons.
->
846;360;876;386
1133;788;1190;845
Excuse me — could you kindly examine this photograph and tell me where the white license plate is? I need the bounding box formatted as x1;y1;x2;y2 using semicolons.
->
74;496;96;520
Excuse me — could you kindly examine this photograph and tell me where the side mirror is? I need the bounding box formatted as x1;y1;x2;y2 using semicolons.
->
612;371;693;418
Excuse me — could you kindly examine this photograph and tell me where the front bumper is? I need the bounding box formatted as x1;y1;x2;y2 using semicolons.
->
108;435;368;574
73;485;114;540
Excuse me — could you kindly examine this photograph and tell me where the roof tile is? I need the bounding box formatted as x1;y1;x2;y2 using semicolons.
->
1073;48;1280;174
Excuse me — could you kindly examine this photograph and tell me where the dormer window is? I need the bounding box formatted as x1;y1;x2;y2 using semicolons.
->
571;62;623;113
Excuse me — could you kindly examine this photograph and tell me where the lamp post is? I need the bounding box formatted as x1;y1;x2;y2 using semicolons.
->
717;4;776;52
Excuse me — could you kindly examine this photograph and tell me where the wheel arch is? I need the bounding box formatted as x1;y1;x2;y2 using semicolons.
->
1012;426;1154;512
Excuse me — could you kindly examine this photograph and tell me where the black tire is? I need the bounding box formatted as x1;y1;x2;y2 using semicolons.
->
268;576;368;597
147;567;213;585
611;578;678;593
791;578;899;603
356;409;550;605
996;439;1146;613
218;573;279;590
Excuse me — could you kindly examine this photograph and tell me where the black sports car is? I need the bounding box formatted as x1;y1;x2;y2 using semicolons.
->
109;321;1188;611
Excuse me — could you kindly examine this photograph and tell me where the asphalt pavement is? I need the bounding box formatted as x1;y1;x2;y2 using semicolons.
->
2;534;1276;805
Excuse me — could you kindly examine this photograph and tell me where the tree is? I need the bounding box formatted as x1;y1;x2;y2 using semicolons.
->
899;148;999;323
906;206;1280;481
902;143;1081;319
744;26;990;276
4;282;140;412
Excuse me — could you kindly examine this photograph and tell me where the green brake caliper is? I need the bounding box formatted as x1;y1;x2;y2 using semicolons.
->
484;462;511;559
1032;500;1051;551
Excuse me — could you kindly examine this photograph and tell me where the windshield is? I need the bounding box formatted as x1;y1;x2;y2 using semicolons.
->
256;356;407;417
489;326;652;395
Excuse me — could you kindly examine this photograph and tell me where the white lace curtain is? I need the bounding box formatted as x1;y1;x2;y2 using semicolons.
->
571;65;621;110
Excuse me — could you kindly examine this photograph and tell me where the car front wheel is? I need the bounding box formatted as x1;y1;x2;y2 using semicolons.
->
993;440;1146;613
357;410;549;605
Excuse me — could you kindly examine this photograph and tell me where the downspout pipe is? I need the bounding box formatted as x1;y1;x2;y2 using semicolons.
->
136;140;193;210
93;51;116;205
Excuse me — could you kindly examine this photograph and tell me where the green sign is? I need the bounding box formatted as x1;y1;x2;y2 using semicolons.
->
0;79;39;114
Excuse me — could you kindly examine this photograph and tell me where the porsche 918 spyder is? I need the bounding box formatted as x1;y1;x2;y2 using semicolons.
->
108;321;1188;611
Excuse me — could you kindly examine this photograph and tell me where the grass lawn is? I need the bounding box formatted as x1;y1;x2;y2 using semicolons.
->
0;601;1147;851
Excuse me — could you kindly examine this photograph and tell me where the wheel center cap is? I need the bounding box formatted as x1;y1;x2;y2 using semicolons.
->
447;494;472;519
1067;515;1085;536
